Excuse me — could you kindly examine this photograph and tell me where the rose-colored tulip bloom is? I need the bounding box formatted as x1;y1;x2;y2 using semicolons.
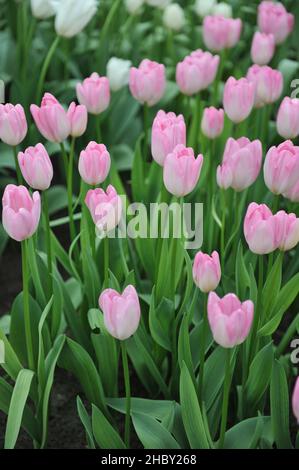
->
247;65;283;107
292;377;299;424
223;77;255;123
163;144;203;197
2;184;41;241
201;107;224;139
207;292;254;348
67;102;88;137
99;285;141;340
76;73;110;115
264;140;299;195
0;103;27;146
284;180;299;203
250;32;275;66
277;97;299;140
258;1;294;45
151;110;186;166
85;185;122;233
176;49;219;96
129;59;166;107
79;141;111;186
18;143;53;191
203;15;242;52
274;211;299;252
217;137;262;191
244;202;277;254
193;251;221;293
30;93;70;143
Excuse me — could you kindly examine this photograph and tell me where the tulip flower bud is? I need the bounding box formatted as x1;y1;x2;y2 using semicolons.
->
125;0;144;15
223;77;254;123
195;0;216;18
193;251;221;293
79;141;111;186
264;141;299;195
247;65;283;107
18;143;53;191
163;144;203;197
207;292;254;348
30;93;70;143
163;4;185;32
129;59;166;107
258;1;294;45
244;203;277;255
31;0;55;19
250;32;275;66
274;211;299;252
276;97;299;140
99;285;141;340
217;137;262;191
85;185;122;234
51;0;98;38
76;73;110;115
292;377;299;424
67;102;88;137
176;49;219;96
107;57;132;92
203;15;242;52
2;184;41;241
201;107;224;139
151;110;186;166
0;104;27;146
212;2;232;18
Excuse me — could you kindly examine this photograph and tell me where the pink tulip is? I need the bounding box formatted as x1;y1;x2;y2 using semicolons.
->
292;377;299;424
207;292;254;348
67;102;88;137
129;59;166;106
247;65;283;107
2;184;41;241
0;104;27;146
76;73;110;115
223;77;255;123
264;141;299;195
85;185;122;233
193;251;221;293
176;49;219;96
201;107;224;139
283;180;299;203
99;285;141;340
276;97;299;140
217;137;262;191
244;202;277;254
163;144;203;197
151;110;186;166
79;141;111;186
250;32;275;66
18;143;53;191
203;15;242;52
274;211;299;252
30;93;70;143
258;1;294;45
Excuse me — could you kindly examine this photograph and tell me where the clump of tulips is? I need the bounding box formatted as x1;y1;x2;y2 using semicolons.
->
0;0;298;452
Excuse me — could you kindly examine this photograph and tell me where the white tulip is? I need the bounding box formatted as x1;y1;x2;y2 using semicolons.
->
125;0;144;14
107;57;132;92
50;0;98;38
163;4;185;31
31;0;55;19
146;0;171;8
212;2;233;18
194;0;216;17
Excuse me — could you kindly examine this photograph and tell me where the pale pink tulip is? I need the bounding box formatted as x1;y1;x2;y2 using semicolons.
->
203;15;242;51
67;102;88;137
292;377;299;423
193;251;221;293
0;104;27;146
244;202;278;254
76;73;110;115
30;93;70;142
129;59;166;106
264;141;299;195
201;107;224;139
250;32;275;66
18;143;53;191
247;65;283;107
79;141;111;186
223;77;255;123
276;97;299;140
151;110;186;166
85;185;122;233
258;1;294;45
176;49;219;95
274;211;299;252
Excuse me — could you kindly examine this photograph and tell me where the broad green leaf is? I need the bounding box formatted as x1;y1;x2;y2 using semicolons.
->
0;328;23;381
92;404;126;449
262;252;283;320
132;412;180;449
149;291;174;352
270;360;292;449
76;396;96;449
224;416;272;449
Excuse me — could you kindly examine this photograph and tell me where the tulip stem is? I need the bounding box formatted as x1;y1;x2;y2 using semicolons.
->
36;36;60;103
21;240;35;371
104;236;109;288
220;189;226;264
13;147;22;184
143;103;149;162
121;341;131;448
60;143;77;251
248;255;264;365
219;348;232;448
198;293;208;403
43;191;53;302
95;115;102;143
